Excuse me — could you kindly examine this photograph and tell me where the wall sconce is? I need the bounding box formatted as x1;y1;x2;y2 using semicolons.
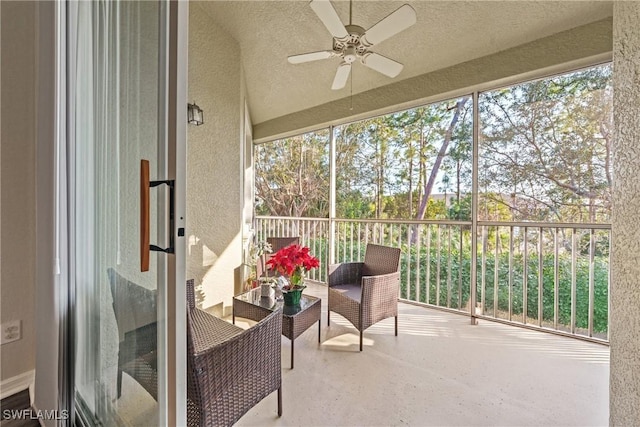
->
187;102;204;126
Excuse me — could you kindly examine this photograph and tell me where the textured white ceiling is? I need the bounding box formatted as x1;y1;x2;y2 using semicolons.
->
196;1;612;124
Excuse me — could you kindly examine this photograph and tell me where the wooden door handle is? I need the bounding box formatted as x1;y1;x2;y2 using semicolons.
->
141;159;175;272
141;160;151;271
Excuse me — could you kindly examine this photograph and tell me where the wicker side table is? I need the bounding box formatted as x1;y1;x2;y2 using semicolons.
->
233;288;321;369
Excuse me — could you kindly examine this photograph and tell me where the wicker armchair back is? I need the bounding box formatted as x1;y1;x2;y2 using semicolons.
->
266;236;300;252
256;236;300;278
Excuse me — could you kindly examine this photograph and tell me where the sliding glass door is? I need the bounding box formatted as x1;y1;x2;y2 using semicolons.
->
66;1;186;425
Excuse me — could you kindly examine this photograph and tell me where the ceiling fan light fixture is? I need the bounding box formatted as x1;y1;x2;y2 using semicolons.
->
344;46;357;63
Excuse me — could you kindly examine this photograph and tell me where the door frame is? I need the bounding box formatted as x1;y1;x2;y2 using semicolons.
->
166;1;188;425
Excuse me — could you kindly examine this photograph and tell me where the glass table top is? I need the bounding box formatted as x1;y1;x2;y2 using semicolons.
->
234;287;319;317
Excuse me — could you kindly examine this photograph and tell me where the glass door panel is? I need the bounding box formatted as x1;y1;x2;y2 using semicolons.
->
70;1;168;425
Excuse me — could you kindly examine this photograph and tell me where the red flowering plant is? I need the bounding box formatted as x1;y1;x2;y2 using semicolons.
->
266;244;320;290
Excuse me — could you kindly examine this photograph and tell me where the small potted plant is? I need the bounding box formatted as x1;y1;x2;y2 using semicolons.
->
266;244;320;306
244;240;272;291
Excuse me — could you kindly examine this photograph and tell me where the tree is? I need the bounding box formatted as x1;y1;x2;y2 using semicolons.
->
334;116;400;218
255;131;330;217
416;96;472;220
479;65;612;223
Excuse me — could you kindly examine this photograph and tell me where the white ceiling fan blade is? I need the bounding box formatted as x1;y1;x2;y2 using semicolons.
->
310;0;349;39
288;51;336;64
361;53;403;78
331;62;351;90
361;4;417;46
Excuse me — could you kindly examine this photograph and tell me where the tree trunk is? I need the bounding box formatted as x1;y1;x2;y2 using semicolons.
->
408;134;413;218
416;97;469;220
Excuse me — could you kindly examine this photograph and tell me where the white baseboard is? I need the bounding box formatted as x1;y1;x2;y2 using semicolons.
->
1;369;35;404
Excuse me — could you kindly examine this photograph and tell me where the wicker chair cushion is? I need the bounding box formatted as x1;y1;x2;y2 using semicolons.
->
189;308;243;355
329;283;362;303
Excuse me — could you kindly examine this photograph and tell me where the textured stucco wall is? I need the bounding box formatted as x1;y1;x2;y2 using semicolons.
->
0;1;37;383
611;3;640;425
188;3;244;314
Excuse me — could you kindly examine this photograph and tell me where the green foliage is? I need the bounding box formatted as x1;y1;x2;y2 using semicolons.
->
336;190;373;219
448;197;471;221
256;64;612;225
475;251;609;334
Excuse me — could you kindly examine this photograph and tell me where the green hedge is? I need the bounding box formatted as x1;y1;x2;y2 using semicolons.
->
305;234;609;335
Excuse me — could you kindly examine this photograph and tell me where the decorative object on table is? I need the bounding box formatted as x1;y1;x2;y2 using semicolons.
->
282;286;305;306
244;240;273;291
276;276;288;290
266;244;320;306
260;277;277;299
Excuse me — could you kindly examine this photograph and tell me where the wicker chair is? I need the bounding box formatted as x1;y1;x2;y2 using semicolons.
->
186;279;282;426
327;243;402;351
266;236;299;252
107;268;158;400
257;236;300;278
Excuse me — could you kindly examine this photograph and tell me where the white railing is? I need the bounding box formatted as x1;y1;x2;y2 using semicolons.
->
256;216;610;343
476;221;610;342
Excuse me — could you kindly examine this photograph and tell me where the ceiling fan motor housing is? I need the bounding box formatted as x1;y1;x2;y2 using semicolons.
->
333;24;369;62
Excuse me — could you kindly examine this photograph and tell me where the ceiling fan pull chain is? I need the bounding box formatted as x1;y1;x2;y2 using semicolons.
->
350;64;354;110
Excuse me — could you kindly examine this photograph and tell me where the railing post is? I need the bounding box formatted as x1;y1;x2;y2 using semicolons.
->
607;228;611;342
470;91;479;325
588;228;595;337
571;228;577;334
328;125;336;267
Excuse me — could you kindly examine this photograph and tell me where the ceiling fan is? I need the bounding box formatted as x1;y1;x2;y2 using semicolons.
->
288;0;417;90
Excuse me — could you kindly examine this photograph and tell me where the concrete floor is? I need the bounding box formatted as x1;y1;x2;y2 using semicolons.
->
236;282;609;427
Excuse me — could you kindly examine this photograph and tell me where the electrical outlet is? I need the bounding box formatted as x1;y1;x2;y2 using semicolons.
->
1;320;21;345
